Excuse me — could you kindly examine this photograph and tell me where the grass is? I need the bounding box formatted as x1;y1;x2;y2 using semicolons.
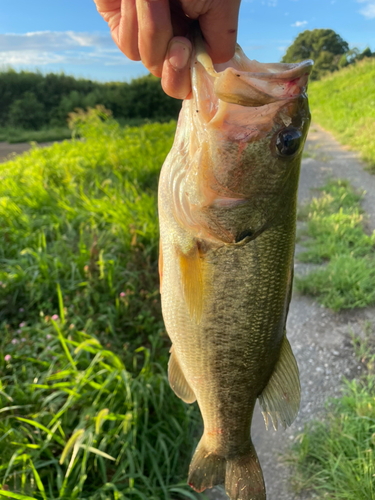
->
295;179;375;311
0;108;204;499
0;127;72;144
287;325;375;500
0;118;171;144
309;58;375;172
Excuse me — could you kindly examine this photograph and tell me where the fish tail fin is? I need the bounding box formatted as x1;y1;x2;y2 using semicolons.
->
188;438;265;500
188;437;226;492
225;442;266;500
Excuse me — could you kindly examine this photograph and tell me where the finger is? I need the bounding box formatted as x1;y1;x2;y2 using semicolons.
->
161;37;192;99
118;0;140;60
136;0;173;77
199;0;241;64
94;0;140;60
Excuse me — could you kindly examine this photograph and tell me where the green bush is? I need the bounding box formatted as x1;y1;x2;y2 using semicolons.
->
8;92;45;130
0;109;203;499
0;70;181;131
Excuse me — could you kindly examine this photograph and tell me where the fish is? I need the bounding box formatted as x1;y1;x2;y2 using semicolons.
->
158;33;313;500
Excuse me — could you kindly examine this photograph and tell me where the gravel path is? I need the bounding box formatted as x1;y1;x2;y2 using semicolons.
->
206;124;375;500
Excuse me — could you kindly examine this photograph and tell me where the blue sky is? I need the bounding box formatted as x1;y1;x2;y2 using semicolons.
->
1;0;374;82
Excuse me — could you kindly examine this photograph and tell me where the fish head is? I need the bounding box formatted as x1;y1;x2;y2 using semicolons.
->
178;40;313;245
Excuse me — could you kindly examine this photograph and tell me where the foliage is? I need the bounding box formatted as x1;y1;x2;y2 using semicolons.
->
0;109;202;498
0;320;201;500
295;179;375;310
308;57;375;172
0;70;181;130
288;374;375;499
8;92;45;130
287;327;375;499
282;29;350;80
0;127;72;144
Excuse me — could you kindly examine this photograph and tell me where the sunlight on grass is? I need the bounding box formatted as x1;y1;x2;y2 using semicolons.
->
0;109;204;499
309;58;375;172
295;180;375;310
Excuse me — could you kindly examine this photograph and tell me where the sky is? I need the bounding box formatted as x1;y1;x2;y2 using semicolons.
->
0;0;374;83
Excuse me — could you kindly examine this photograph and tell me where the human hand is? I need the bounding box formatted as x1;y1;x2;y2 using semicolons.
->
93;0;241;99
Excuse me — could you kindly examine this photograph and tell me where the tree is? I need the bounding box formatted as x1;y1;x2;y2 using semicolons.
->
282;29;349;80
8;91;46;129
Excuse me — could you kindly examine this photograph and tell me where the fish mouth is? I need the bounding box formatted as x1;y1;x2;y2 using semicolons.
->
191;34;313;119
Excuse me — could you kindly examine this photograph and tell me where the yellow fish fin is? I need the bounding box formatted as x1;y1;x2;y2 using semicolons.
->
178;243;204;324
168;346;196;404
258;333;300;431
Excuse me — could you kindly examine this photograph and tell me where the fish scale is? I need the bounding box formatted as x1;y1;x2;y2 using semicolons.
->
158;35;312;500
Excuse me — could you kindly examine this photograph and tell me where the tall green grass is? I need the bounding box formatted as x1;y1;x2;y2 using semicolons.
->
0;109;204;498
295;179;375;310
309;58;375;172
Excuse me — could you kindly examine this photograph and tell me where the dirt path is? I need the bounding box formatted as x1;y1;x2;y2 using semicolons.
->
207;124;375;500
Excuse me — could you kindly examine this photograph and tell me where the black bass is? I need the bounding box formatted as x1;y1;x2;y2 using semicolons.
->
158;36;312;500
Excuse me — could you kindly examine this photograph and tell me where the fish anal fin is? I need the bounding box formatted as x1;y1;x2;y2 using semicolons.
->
258;334;300;431
178;242;204;324
168;346;196;404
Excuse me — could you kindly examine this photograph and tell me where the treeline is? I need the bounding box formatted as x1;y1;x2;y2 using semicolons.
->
0;70;181;129
282;29;375;81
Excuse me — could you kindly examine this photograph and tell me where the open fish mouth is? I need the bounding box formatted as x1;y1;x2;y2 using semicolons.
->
191;33;313;121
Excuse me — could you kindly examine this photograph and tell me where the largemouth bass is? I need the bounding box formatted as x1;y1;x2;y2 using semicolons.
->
158;36;312;500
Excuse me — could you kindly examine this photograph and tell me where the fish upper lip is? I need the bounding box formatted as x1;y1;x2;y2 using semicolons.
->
192;33;313;110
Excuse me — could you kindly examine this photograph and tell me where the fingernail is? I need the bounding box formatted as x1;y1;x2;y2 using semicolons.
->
168;41;190;70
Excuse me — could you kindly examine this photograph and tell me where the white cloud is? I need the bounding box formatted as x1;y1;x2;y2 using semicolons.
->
358;0;375;18
291;20;308;27
0;31;139;69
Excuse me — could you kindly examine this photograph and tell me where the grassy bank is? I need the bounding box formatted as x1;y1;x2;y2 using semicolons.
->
309;58;375;172
0;110;203;499
287;326;375;499
295;179;375;310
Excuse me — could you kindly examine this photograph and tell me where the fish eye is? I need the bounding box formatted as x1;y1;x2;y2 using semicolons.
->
276;128;302;157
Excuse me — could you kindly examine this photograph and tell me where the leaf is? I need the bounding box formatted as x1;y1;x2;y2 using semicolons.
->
78;445;115;461
95;408;109;434
0;491;38;500
28;460;47;500
15;418;64;446
60;429;85;465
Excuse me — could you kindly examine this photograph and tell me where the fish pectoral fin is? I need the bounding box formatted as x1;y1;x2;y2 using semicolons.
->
178;243;204;324
168;347;196;404
258;333;300;431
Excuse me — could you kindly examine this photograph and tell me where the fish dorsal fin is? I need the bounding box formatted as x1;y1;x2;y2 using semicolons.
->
168;346;196;404
178;243;204;324
258;334;300;430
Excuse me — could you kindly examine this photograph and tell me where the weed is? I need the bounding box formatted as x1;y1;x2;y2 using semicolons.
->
0;109;203;498
287;325;375;499
295;180;375;310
